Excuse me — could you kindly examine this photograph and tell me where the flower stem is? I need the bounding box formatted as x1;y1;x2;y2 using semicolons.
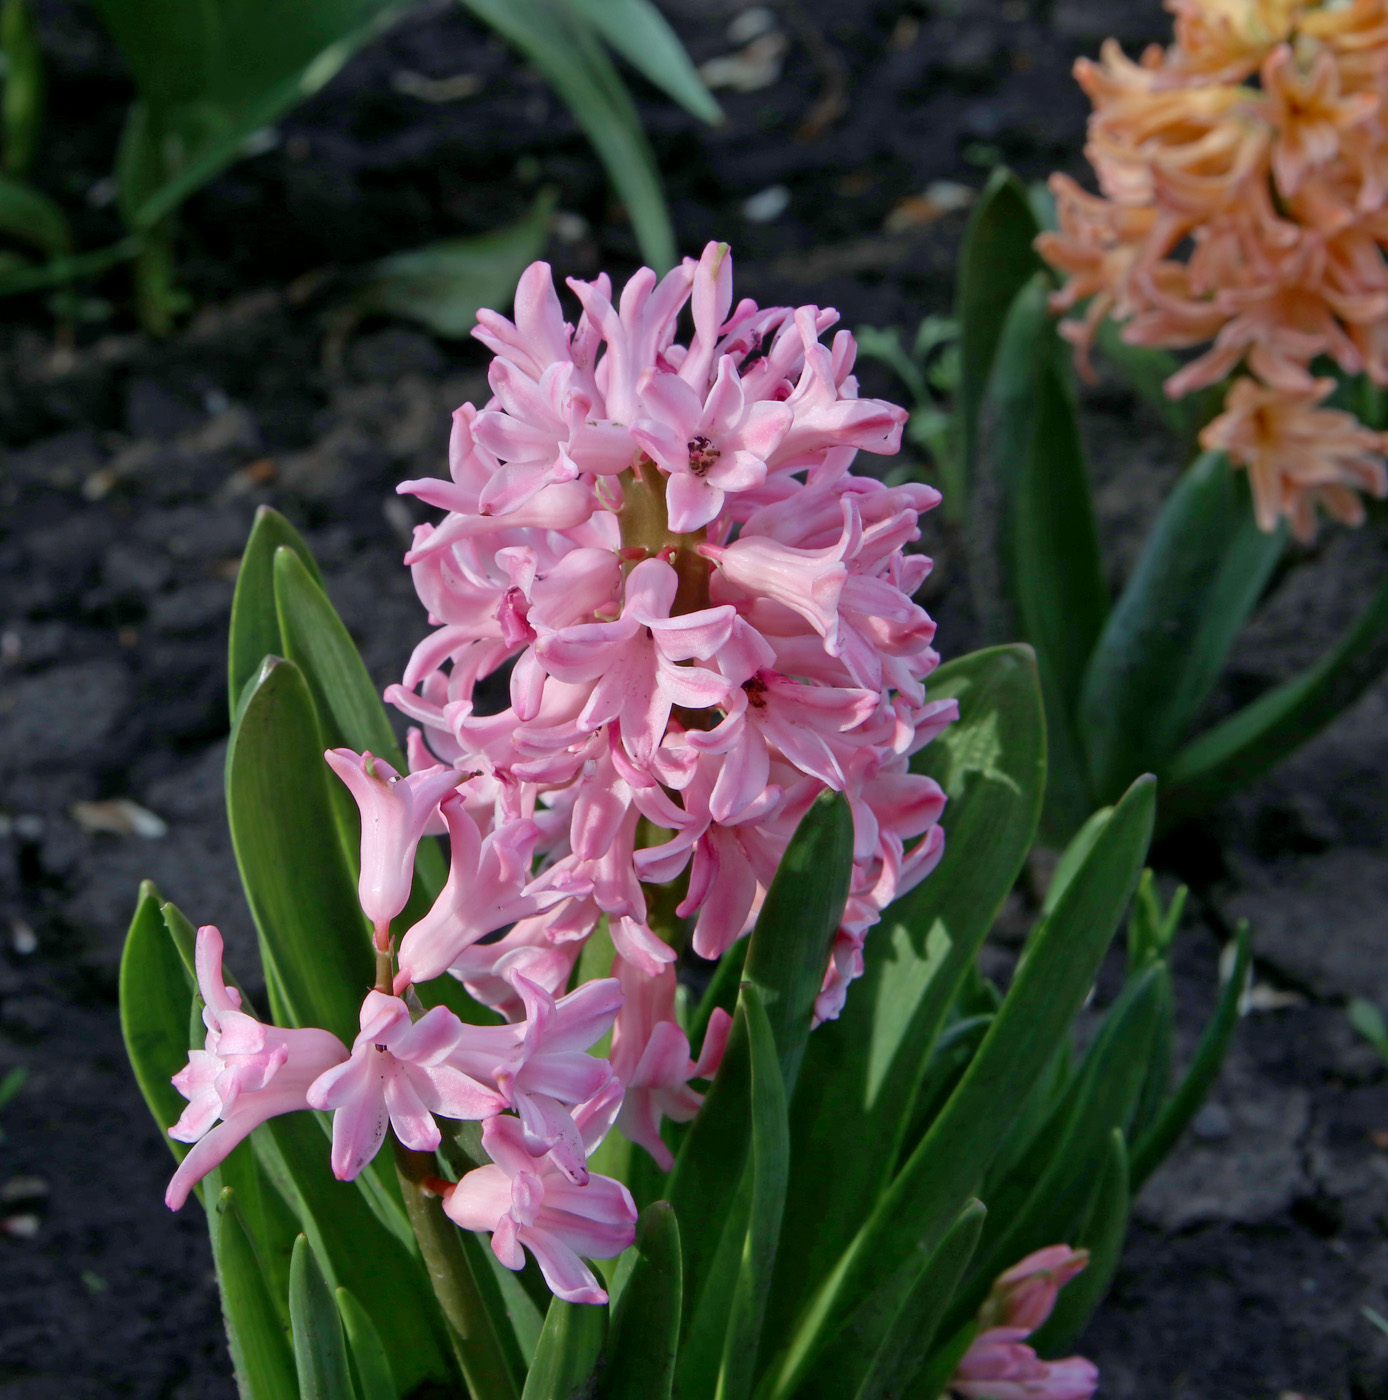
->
393;1139;522;1400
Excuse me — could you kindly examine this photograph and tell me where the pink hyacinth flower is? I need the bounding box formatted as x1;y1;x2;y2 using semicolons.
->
449;972;622;1184
444;1090;636;1305
166;926;347;1210
609;959;732;1170
950;1245;1097;1400
306;991;505;1181
323;749;464;943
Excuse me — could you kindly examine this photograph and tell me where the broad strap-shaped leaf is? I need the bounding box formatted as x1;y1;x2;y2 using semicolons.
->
0;171;69;252
1;0;45;178
1130;920;1251;1188
254;1113;454;1395
458;0;674;270
225;654;372;1046
521;1298;607;1400
1029;1129;1130;1358
765;646;1043;1352
564;0;720;123
336;1286;397;1400
353;190;557;340
213;1188;299;1400
1079;451;1285;804
291;1233;358;1400
852;1200;986;1400
1042;807;1111;917
979;275;1104;838
229;506;325;720
1160;569;1388;825
761;775;1155;1400
95;0;407;230
956;965;1164;1322
956;166;1044;498
713;986;790;1400
600;1202;682;1400
120;880;194;1158
666;792;852;1328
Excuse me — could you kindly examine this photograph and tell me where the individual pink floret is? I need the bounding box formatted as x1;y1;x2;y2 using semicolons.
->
306;991;505;1181
443;1088;636;1304
166;926;347;1210
323;749;464;944
950;1245;1097;1400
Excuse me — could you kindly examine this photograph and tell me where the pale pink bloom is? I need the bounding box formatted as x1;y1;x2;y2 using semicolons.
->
447;972;622;1183
699;533;848;648
534;557;737;767
448;917;582;1021
306;991;505;1181
444;1090;637;1304
166;926;347;1210
950;1245;1096;1400
396;794;565;986
631;358;792;532
609;960;732;1169
323;749;464;942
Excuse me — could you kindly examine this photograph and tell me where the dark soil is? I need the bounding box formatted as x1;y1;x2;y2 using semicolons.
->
2;1;1387;1396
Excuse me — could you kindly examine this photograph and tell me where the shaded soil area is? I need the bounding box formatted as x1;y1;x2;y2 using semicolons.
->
2;0;1388;1396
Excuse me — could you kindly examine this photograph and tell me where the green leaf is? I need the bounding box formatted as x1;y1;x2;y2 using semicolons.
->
336;1287;397;1400
291;1234;358;1400
120;880;194;1158
742;789;853;1095
1130;920;1251;1188
1079;451;1285;805
226;654;372;1045
1350;997;1388;1062
959;964;1164;1317
562;0;720;124
1042;807;1112;917
713;986;790;1400
521;1297;606;1400
852;1200;986;1400
94;0;408;230
229;505;325;721
955;166;1044;501
354;189;557;338
458;0;674;269
254;1113;454;1395
761;775;1155;1400
0;0;44;177
1030;1129;1130;1358
979;274;1103;838
765;646;1044;1352
158;897;200;980
600;1202;682;1400
1161;568;1388;824
665;792;852;1337
0;170;69;253
213;1188;299;1400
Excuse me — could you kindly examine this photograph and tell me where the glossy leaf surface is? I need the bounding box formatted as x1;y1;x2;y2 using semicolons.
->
600;1202;682;1400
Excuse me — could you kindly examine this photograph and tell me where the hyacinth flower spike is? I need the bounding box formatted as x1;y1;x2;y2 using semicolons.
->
306;991;505;1181
165;926;347;1209
443;1083;636;1305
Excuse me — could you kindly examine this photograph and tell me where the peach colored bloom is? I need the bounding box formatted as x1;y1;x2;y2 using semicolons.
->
1040;0;1388;536
1199;375;1388;537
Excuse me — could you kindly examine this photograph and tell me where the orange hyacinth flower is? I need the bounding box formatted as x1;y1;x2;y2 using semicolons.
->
1040;0;1388;535
1200;375;1388;538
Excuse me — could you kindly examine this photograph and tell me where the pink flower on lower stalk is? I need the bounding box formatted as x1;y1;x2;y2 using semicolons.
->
609;958;732;1170
950;1245;1097;1400
166;926;347;1210
323;749;465;943
443;1089;637;1305
306;991;505;1181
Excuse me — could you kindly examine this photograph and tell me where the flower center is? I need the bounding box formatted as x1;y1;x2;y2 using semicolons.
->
687;434;721;477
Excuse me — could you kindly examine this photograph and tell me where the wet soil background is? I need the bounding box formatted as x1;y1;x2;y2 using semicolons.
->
2;0;1388;1395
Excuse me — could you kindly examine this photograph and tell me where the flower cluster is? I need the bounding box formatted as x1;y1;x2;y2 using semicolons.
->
949;1246;1098;1400
164;244;950;1305
1038;0;1388;539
